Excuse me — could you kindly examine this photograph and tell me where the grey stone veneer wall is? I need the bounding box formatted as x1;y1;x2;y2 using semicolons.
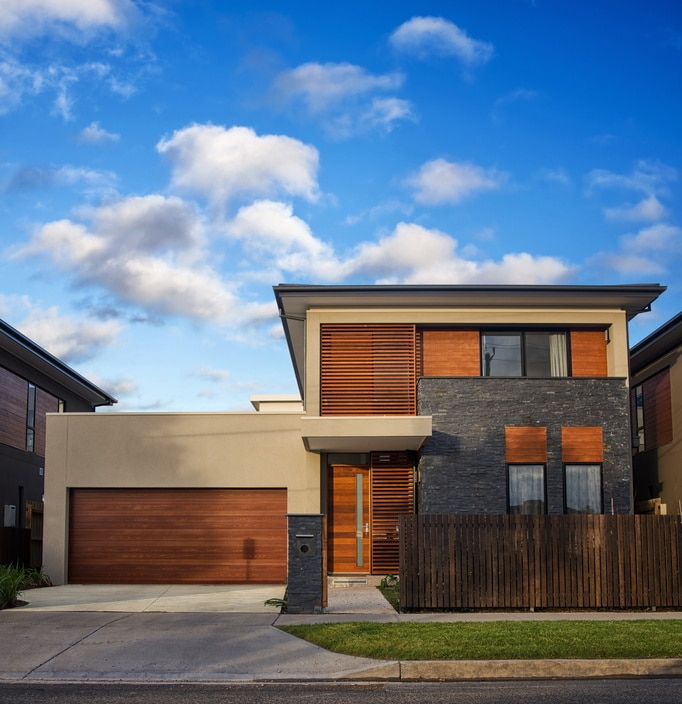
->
286;514;326;614
417;377;633;515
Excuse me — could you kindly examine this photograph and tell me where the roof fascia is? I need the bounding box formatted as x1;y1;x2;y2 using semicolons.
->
0;319;117;407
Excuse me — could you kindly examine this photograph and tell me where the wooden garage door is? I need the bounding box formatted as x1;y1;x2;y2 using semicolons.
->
68;488;287;584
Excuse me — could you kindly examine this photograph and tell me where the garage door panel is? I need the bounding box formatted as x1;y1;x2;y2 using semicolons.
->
68;488;287;584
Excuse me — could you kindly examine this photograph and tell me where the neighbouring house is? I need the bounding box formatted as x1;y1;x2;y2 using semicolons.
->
43;283;665;585
0;319;116;566
630;311;682;515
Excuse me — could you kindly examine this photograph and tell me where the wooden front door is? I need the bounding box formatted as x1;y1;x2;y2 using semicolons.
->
328;465;369;573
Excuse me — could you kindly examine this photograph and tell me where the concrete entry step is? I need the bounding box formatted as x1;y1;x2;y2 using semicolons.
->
328;575;385;587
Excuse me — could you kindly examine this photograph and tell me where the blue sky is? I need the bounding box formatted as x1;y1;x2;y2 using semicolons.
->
1;0;680;412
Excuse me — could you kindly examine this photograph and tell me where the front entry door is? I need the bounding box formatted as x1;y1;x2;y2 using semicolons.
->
328;465;369;573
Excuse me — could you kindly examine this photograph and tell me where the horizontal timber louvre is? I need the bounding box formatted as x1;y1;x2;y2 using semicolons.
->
371;452;415;574
320;324;417;416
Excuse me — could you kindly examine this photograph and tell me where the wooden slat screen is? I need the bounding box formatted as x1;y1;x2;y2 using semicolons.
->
320;324;416;415
418;329;481;376
570;330;608;377
0;366;28;450
505;426;547;463
400;514;682;610
371;452;414;574
642;368;673;449
562;426;604;463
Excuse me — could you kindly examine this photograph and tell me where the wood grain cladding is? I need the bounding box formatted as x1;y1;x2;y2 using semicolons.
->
562;426;604;463
68;488;287;584
642;368;673;449
370;452;414;574
321;324;416;416
570;330;608;377
0;366;28;450
34;388;59;457
419;330;480;376
505;426;547;463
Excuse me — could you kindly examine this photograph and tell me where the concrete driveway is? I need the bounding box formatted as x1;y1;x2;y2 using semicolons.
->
15;584;287;613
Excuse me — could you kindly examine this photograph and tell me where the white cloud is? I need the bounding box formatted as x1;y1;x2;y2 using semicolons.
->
389;16;494;66
0;0;138;40
0;58;45;113
408;158;508;204
274;62;403;112
589;223;682;276
604;195;668;222
157;124;320;208
227;200;339;279
16;194;248;322
16;306;122;363
0;57;131;119
360;97;414;132
340;223;573;285
78;121;120;144
587;160;677;197
620;222;682;253
273;62;413;137
194;368;230;382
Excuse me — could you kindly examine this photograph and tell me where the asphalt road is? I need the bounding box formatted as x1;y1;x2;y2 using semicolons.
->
1;680;681;704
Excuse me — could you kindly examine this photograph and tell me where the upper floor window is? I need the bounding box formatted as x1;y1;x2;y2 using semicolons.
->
482;331;568;377
631;368;672;453
26;382;36;452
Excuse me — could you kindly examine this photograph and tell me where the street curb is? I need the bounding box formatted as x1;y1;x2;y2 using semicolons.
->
345;658;682;681
1;660;681;684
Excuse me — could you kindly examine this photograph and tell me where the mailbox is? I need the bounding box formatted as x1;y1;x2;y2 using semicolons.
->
294;534;316;557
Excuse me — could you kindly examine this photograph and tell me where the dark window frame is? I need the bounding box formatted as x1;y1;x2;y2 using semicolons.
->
481;329;571;378
26;382;36;452
563;463;603;514
507;463;547;515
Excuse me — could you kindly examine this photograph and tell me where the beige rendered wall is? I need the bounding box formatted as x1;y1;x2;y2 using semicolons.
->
44;411;319;584
304;307;630;416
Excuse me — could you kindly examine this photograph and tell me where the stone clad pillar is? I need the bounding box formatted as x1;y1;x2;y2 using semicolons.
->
286;514;327;614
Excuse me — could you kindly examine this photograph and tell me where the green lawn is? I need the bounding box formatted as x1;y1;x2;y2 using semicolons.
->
279;620;682;660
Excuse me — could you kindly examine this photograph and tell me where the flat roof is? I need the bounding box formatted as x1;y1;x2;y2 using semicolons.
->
274;283;666;394
0;319;117;407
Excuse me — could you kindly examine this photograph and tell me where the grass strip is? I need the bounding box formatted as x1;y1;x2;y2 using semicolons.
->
279;620;682;660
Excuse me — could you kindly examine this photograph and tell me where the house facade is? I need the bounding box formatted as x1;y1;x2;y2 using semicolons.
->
1;319;116;566
43;283;664;584
630;312;682;515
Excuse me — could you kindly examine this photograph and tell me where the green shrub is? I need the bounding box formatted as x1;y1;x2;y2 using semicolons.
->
0;564;27;609
22;566;52;589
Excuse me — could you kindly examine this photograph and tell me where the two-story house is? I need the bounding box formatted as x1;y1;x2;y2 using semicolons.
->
630;311;682;515
1;319;116;566
42;283;664;585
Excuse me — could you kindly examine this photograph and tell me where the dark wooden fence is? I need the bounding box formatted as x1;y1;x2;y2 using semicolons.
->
399;514;682;611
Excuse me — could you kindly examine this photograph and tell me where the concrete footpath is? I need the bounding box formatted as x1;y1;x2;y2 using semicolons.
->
0;584;680;683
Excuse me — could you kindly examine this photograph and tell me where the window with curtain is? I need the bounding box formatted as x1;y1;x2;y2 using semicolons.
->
482;331;567;377
564;464;602;514
508;464;546;514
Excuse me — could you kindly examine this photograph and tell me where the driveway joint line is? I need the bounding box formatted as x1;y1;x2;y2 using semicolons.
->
20;613;134;680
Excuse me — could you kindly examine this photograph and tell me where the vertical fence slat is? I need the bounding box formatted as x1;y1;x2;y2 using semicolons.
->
399;514;682;611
